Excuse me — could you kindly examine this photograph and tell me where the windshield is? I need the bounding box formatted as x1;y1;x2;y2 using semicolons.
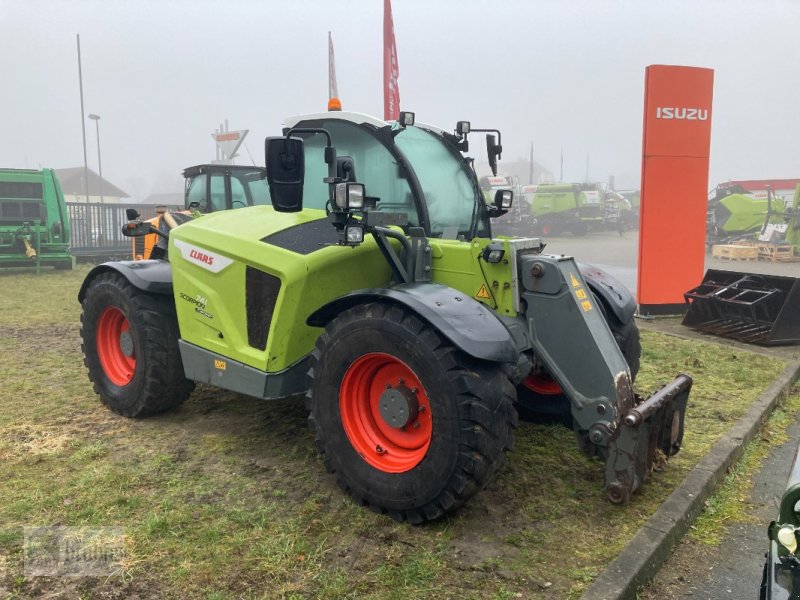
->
394;126;485;239
295;118;488;239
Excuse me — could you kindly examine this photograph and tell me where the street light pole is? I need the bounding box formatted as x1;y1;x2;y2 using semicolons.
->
88;114;104;204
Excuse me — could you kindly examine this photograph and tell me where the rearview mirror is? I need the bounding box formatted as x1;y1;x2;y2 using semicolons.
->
494;189;513;210
486;134;502;176
265;136;305;212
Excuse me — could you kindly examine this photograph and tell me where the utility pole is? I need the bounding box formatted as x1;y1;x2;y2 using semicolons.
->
585;153;590;183
77;34;90;202
559;149;564;183
88;114;103;204
528;141;534;184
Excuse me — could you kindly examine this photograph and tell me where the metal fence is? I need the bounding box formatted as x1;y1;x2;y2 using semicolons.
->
67;202;181;260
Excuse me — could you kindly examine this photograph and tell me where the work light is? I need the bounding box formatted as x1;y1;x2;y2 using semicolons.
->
335;183;365;210
456;121;471;136
399;111;415;126
345;225;364;245
481;243;505;264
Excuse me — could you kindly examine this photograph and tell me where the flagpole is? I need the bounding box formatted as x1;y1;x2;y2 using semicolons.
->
77;34;90;202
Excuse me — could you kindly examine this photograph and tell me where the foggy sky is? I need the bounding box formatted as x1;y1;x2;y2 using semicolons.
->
1;0;798;201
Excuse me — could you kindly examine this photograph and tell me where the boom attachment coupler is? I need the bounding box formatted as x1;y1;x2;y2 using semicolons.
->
605;373;692;504
519;253;692;503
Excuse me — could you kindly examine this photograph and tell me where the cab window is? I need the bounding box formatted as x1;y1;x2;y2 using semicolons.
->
209;174;226;211
186;174;208;212
300;121;418;227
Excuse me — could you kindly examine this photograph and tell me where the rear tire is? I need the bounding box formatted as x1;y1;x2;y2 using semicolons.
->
80;272;194;417
307;302;518;523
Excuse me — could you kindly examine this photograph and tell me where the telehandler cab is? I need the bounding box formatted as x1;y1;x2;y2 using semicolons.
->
79;111;692;522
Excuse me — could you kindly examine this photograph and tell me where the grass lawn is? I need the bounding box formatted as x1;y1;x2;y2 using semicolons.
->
0;266;787;599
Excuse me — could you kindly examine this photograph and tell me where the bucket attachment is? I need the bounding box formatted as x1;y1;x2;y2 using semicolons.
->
683;269;800;345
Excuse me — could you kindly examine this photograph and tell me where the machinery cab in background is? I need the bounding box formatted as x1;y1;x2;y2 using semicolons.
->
0;168;73;269
182;164;269;213
132;164;270;260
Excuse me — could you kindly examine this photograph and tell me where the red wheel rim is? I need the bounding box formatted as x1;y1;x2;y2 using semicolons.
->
96;306;136;386
522;372;562;395
339;353;433;473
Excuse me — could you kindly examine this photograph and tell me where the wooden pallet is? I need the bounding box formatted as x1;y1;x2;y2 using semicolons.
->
756;242;797;262
711;244;759;261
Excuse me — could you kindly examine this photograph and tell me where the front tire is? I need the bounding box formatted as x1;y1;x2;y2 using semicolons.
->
80;272;194;417
307;302;518;523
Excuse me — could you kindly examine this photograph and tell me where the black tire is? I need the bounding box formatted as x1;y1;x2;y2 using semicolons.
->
516;296;641;422
307;302;518;524
80;271;194;417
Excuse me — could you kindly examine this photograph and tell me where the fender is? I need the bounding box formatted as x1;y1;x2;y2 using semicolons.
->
77;260;173;303
307;283;518;363
578;263;636;325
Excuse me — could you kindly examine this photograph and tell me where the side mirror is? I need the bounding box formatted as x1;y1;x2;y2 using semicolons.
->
494;189;513;210
121;221;154;237
126;208;141;221
486;134;502;176
265;136;305;212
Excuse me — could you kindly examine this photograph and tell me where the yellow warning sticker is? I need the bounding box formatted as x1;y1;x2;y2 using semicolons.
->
581;300;593;312
475;284;492;300
214;359;227;371
575;288;587;300
569;273;581;288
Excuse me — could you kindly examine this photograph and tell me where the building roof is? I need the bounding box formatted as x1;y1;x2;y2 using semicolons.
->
141;193;184;206
54;167;129;198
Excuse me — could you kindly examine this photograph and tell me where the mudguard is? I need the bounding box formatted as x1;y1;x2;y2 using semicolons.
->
77;260;172;302
307;283;518;363
578;262;637;325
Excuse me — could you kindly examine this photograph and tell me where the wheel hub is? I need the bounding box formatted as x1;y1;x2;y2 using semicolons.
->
379;384;419;429
119;330;134;357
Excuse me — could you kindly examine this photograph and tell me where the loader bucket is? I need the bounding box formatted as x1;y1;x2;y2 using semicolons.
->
683;269;800;345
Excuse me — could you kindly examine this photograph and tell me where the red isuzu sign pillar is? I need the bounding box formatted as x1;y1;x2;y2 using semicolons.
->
637;65;714;314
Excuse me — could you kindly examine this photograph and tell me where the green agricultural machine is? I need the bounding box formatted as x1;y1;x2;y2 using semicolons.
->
0;168;73;269
524;183;605;236
79;111;691;522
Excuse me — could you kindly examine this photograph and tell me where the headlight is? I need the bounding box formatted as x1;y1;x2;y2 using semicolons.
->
335;183;365;210
345;225;364;244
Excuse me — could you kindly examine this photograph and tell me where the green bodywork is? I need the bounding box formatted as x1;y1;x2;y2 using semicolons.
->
0;168;72;268
713;193;787;235
171;207;393;372
170;207;507;373
525;184;605;231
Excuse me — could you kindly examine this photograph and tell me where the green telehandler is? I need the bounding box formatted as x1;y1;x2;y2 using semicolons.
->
79;111;691;522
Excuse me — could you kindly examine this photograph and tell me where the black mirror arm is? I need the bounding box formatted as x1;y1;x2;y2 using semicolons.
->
470;128;503;156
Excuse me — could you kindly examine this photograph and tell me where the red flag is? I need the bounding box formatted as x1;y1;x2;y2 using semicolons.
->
383;0;400;121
